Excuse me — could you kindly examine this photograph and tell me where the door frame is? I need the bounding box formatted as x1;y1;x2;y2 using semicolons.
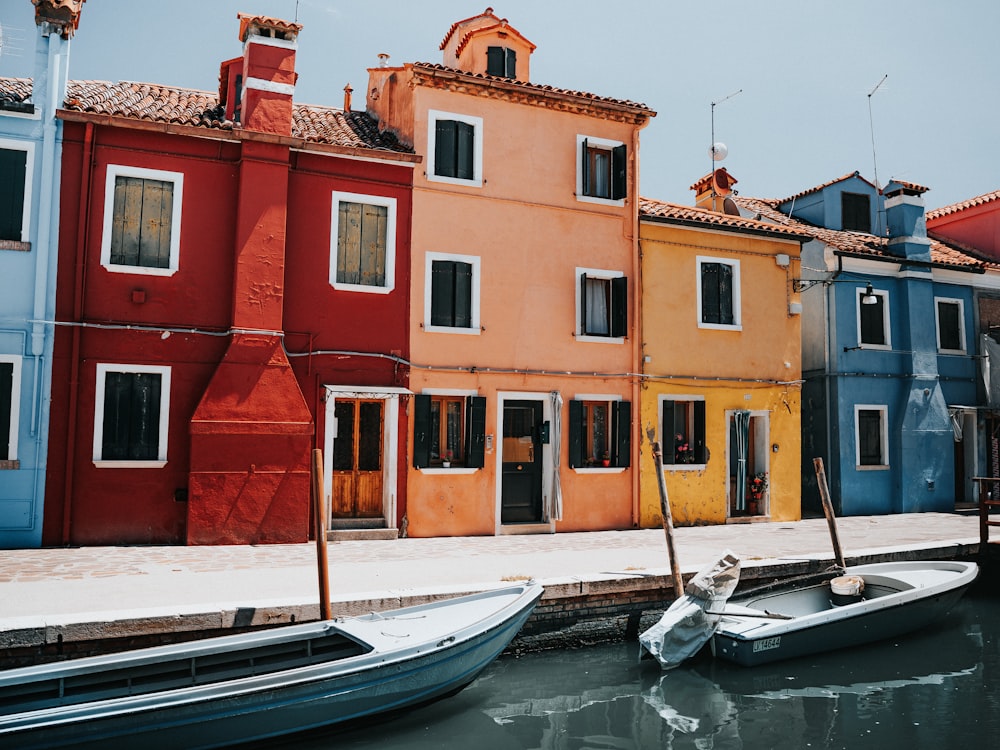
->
322;385;409;529
725;408;770;517
495;391;555;535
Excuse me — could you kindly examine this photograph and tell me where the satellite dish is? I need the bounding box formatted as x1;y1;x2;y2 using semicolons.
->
723;197;741;216
710;142;728;161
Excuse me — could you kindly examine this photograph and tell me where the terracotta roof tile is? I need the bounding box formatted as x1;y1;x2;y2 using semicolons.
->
439;7;502;50
927;189;1000;220
237;13;302;42
639;197;810;241
0;77;34;105
886;179;930;195
777;171;876;206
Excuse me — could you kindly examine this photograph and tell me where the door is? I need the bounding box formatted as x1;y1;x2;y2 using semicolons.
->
729;412;768;517
501;400;544;524
329;399;384;518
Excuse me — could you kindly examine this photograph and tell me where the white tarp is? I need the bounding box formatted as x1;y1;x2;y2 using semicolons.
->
639;551;741;670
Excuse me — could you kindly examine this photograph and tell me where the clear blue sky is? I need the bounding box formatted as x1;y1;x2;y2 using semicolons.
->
2;0;997;211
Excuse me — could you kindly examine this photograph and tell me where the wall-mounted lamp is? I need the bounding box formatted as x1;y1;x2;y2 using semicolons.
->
861;282;879;305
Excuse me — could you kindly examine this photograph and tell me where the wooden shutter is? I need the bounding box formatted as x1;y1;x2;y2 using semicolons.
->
110;177;141;266
413;394;431;468
701;262;733;325
579;272;589;334
139;179;173;269
130;373;161;460
456;121;474;180
0;361;12;460
337;201;361;284
694;400;707;464
430;261;455;326
718;263;733;325
611;276;627;338
487;46;504;76
580;138;590;196
0;149;27;241
102;372;133;461
613;400;631;468
434;120;457;177
506;48;517;78
454;261;473;328
661;400;676;464
465;396;486;468
360;203;388;286
611;144;627;200
568;399;583;468
860;293;886;345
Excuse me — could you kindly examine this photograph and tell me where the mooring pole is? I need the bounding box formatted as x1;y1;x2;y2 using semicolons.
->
647;427;685;597
813;457;847;571
311;449;332;620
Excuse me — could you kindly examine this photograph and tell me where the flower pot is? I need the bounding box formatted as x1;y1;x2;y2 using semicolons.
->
601;459;611;467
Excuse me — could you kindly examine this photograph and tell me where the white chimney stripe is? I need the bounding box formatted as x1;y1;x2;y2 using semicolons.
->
245;35;298;51
244;77;296;96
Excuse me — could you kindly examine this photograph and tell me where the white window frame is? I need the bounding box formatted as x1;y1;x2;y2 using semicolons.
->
659;393;706;471
93;363;171;468
854;404;889;470
575;266;626;343
101;164;184;276
575;134;625;207
426;110;483;188
423;251;481;335
856;286;891;349
329;190;397;294
934;296;966;354
418;387;480;475
696;255;742;331
572;392;625;474
0;138;35;244
0;354;22;462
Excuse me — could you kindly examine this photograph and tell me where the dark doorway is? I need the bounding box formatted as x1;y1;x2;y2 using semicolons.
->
501;400;543;524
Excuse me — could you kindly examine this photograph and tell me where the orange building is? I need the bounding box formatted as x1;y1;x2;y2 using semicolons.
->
366;9;654;536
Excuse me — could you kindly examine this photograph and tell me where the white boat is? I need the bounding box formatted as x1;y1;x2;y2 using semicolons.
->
710;560;978;667
0;583;542;749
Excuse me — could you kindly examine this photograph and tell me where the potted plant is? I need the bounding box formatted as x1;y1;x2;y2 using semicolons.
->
601;451;611;467
748;472;768;514
442;450;452;468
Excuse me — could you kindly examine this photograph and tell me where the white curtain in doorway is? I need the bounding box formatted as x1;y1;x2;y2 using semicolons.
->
548;391;564;521
948;407;965;442
734;410;751;512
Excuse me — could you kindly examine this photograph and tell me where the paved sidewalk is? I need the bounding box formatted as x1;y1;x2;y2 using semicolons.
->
0;512;981;637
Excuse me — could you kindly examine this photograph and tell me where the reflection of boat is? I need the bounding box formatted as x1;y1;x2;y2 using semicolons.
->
0;584;542;749
711;560;978;666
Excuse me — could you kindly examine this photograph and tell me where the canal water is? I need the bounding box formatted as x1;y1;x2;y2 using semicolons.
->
275;585;999;749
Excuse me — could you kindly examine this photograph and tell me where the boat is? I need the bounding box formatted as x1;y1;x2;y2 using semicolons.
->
0;583;543;749
710;560;978;667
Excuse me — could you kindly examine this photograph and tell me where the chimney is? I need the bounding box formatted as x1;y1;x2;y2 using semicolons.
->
884;185;931;261
343;84;353;111
692;168;740;215
234;13;302;135
32;0;86;39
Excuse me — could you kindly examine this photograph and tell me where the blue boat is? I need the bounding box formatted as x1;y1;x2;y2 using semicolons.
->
0;583;542;748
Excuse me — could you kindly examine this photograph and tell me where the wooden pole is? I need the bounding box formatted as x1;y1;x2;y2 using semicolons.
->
647;426;685;597
311;449;332;621
813;457;847;570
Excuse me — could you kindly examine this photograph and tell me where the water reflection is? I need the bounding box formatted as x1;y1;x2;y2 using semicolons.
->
271;590;999;749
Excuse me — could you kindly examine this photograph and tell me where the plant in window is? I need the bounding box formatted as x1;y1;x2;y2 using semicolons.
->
675;433;694;464
443;450;453;468
601;450;611;467
749;472;768;502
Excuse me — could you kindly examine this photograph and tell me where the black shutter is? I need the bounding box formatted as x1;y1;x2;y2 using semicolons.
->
0;149;27;241
611;276;627;338
701;263;719;324
579;272;589;334
611;143;627;200
661;400;676;464
938;301;961;351
694;400;707;464
434;120;457;177
454;261;473;328
860;293;886;345
506;48;517;78
718;263;733;325
456;121;474;180
430;261;455;326
130;373;161;460
568;399;583;468
465;396;486;468
0;362;12;460
413;394;431;468
581;138;590;197
102;372;132;460
613;400;631;468
487;46;504;76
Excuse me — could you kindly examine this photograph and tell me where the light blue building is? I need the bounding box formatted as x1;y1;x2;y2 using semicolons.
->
0;3;82;547
740;173;989;516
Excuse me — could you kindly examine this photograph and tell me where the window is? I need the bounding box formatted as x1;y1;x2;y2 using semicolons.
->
330;191;396;293
413;394;486;469
0;355;21;465
856;405;888;468
842;192;871;232
425;252;480;333
935;297;965;353
661;396;707;466
577;269;627;340
427;110;483;186
577;136;626;203
93;364;171;467
0;141;33;245
698;256;741;329
858;286;890;348
487;46;517;78
101;165;183;275
568;398;631;468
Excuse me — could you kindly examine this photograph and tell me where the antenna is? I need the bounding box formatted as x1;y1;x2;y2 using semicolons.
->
710;89;742;199
868;74;888;235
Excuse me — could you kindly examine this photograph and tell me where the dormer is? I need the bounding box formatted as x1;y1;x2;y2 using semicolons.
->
439;7;536;81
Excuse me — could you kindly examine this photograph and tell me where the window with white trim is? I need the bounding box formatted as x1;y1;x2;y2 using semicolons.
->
413;392;486;469
486;46;517;78
855;405;888;468
660;395;707;466
576;268;626;340
427;110;483;187
93;364;171;467
697;256;741;329
0;140;33;245
424;252;481;334
858;286;890;348
576;135;626;204
935;297;965;353
568;396;630;468
101;165;183;275
330;191;396;293
0;355;22;465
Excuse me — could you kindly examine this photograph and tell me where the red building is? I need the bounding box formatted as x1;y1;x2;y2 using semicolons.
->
44;14;417;545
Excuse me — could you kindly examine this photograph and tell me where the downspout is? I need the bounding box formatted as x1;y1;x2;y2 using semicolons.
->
630;124;642;527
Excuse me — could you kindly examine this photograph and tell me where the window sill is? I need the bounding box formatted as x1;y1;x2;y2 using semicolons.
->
420;467;477;475
572;466;626;474
426;173;483;189
697;322;742;332
855;464;889;471
575;334;625;344
663;464;705;472
856;344;891;351
331;282;394;295
0;459;20;470
101;263;178;277
423;325;481;336
93;460;168;469
575;194;625;208
0;240;31;252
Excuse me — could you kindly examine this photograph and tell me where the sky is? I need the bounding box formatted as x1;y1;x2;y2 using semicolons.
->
1;0;997;211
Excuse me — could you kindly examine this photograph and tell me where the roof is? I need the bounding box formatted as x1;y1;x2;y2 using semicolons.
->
237;13;302;43
777;171;877;206
439;7;533;51
736;195;991;271
0;77;33;106
927;189;1000;220
639;197;811;241
56;79;412;154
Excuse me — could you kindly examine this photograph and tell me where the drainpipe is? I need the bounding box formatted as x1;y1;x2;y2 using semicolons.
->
630;124;642;527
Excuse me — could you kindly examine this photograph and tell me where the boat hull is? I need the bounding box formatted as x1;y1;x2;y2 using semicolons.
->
0;584;542;749
711;561;977;667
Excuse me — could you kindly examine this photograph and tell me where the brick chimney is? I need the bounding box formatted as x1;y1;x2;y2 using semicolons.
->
31;0;86;39
691;168;740;215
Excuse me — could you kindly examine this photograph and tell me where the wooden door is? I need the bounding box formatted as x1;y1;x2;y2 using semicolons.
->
329;399;384;519
501;400;544;524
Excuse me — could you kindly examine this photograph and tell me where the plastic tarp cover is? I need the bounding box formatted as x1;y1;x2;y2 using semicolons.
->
639;551;741;670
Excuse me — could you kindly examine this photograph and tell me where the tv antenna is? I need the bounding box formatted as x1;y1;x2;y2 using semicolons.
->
710;89;742;197
868;74;888;234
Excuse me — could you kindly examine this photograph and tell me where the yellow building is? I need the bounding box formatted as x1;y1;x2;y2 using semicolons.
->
638;176;809;526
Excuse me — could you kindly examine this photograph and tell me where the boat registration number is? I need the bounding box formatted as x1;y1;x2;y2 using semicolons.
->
752;637;781;653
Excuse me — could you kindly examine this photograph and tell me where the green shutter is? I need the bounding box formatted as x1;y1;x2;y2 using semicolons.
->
454;261;473;328
456;121;474;180
580;138;590;196
435;120;457;177
694;400;707;464
612;143;627;200
430;261;455;326
465;396;486;468
611;276;627;337
613;400;631;468
487;46;504;76
0;149;27;241
506;48;517;78
568;399;583;468
413;395;431;468
661;400;676;464
0;362;13;460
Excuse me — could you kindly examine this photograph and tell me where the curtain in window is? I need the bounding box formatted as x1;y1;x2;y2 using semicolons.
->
733;410;751;512
548;391;563;521
584;276;610;335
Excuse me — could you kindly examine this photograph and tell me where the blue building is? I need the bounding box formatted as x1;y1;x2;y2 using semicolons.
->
0;2;83;547
739;173;992;516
